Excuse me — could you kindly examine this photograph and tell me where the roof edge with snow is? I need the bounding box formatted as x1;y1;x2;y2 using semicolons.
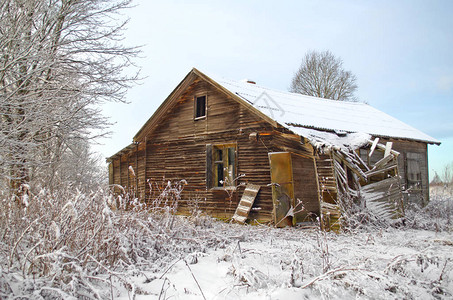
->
130;68;441;149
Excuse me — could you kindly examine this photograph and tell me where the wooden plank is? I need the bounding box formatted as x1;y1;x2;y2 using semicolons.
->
384;142;393;157
333;151;367;181
269;152;295;227
320;201;341;232
119;154;122;187
369;138;379;157
351;149;370;172
232;184;261;224
373;153;395;169
374;141;400;156
365;163;398;178
361;175;403;220
206;144;213;188
135;144;139;193
361;176;400;193
144;138;148;201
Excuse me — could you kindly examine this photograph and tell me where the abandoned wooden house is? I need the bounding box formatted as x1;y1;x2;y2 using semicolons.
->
107;68;440;229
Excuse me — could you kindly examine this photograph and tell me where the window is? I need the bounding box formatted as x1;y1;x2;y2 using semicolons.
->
194;95;206;119
406;152;422;191
206;144;236;188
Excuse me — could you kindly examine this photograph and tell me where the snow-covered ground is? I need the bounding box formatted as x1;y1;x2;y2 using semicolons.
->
1;186;452;299
121;225;452;300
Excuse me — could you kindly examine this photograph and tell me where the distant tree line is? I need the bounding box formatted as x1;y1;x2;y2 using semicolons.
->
430;162;453;186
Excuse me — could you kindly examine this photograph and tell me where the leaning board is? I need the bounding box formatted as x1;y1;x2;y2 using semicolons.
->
232;184;261;224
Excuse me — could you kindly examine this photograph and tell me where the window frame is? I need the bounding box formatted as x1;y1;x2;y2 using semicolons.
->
194;95;207;120
206;143;237;190
406;152;422;191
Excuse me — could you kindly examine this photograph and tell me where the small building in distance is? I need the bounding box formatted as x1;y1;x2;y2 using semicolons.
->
107;68;440;228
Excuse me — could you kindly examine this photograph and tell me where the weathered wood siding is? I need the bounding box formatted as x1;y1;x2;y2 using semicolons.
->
269;132;320;221
376;139;429;206
291;153;319;221
109;77;279;222
359;138;429;206
108;73;430;226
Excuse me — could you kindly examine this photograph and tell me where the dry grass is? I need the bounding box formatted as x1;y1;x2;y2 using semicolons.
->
0;183;232;299
0;184;451;299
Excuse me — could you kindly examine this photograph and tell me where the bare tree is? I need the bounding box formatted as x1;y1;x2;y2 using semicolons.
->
32;138;108;193
290;50;358;101
442;162;453;186
0;0;139;195
430;171;442;185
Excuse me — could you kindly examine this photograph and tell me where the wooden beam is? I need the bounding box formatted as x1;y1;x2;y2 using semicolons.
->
373;153;395;170
119;154;122;187
135;143;138;194
369;138;379;157
373;141;400;156
111;160;114;186
365;163;398;178
313;157;322;220
144;137;147;202
127;153;130;189
384;142;393;157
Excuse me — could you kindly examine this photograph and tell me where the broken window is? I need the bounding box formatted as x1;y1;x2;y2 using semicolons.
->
206;144;236;188
406;152;422;191
194;95;206;119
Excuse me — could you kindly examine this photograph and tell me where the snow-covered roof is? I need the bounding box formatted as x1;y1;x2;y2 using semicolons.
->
206;73;440;145
289;127;372;151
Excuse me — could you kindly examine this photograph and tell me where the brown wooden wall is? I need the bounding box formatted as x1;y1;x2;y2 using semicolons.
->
109;77;287;222
291;153;320;221
108;73;431;225
360;137;430;206
387;139;429;206
111;74;437;223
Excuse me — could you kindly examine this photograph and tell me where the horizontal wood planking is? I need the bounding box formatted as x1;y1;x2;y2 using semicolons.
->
376;138;429;205
292;153;319;221
361;176;403;219
109;77;280;222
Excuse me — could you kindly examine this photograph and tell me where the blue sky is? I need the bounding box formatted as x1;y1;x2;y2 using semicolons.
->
97;0;453;180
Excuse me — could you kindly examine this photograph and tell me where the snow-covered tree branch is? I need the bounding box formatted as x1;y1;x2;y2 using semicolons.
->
0;0;139;195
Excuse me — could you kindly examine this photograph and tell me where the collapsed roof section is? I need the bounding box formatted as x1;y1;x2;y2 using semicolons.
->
314;135;404;231
288;126;371;153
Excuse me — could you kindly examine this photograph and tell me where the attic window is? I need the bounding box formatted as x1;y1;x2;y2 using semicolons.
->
195;95;206;119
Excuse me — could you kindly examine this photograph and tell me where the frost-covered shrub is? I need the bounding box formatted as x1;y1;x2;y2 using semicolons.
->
404;193;453;231
148;179;187;214
335;194;396;232
0;183;231;299
339;191;452;232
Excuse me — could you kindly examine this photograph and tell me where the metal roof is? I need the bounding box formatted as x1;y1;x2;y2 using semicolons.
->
206;72;440;145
